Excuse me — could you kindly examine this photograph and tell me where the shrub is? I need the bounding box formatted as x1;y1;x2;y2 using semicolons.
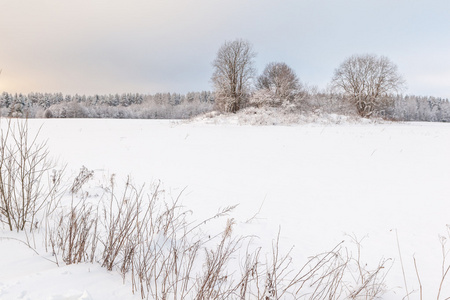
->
0;119;61;231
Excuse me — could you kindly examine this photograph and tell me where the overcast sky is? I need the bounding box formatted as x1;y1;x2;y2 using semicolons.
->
1;0;449;98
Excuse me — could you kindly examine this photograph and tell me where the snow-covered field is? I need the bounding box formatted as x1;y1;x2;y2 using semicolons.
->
1;118;450;299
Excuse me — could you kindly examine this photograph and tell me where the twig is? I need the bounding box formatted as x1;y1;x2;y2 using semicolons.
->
413;256;422;300
0;236;58;265
395;229;410;300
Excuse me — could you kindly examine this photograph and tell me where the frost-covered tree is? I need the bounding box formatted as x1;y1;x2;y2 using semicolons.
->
1;91;11;108
211;39;256;113
331;54;405;117
255;62;302;106
387;95;450;122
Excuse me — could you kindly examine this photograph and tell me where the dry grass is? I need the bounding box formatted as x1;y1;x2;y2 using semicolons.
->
45;172;396;299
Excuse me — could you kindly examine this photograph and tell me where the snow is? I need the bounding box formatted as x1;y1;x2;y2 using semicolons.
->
1;118;450;299
0;234;137;299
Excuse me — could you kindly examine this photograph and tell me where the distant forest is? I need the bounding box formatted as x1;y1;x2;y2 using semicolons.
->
0;90;449;122
0;91;214;119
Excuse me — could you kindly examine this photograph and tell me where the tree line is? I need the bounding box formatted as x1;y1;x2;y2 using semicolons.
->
0;91;214;119
1;39;449;121
211;39;450;121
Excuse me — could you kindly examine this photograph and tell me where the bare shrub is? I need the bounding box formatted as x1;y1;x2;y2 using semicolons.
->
301;93;357;116
99;176;144;271
258;235;349;300
71;166;94;194
249;89;279;108
195;218;243;299
0;119;59;232
231;232;392;300
49;196;98;265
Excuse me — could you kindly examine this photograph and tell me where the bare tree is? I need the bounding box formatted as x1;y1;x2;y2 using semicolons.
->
255;62;302;106
211;39;256;113
331;54;405;117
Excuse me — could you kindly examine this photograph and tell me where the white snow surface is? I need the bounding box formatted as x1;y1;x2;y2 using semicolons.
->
1;118;450;299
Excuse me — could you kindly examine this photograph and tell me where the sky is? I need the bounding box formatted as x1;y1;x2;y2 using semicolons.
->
0;0;449;98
